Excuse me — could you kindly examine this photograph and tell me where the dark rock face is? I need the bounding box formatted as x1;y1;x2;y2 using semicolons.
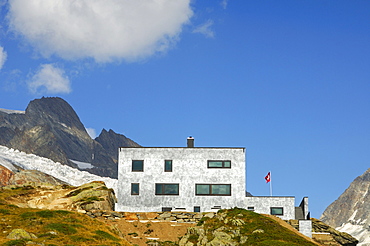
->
95;129;139;162
0;97;140;178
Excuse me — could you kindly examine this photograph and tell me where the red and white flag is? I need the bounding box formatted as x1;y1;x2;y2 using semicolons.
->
265;172;271;183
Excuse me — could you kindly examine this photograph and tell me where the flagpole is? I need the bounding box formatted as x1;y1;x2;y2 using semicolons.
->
270;170;272;196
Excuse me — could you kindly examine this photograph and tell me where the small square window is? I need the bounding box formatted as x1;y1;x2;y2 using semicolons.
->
194;206;200;212
270;207;284;216
165;160;172;172
131;183;139;195
132;160;143;172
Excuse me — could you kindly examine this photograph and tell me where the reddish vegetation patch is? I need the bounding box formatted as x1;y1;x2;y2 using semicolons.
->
0;165;13;186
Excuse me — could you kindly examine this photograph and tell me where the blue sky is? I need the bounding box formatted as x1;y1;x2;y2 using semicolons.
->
0;0;369;218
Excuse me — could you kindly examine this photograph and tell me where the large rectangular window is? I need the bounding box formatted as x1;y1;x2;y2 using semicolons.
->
270;207;284;216
207;160;231;168
131;183;139;195
195;184;231;196
155;183;179;195
164;160;172;172
132;160;143;172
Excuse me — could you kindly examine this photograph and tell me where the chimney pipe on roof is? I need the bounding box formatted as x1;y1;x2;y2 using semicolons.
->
187;136;194;148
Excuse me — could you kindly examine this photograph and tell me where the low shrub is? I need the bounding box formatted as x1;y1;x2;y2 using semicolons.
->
2;239;27;246
65;186;92;197
94;230;120;241
0;208;10;214
36;210;54;218
127;232;138;237
19;212;37;220
70;235;95;243
45;223;77;235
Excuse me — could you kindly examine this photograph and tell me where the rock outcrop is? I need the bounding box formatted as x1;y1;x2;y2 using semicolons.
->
177;208;319;246
287;219;358;246
0;97;140;178
3;181;116;212
0;164;13;186
321;168;370;245
6;229;37;240
0;161;66;188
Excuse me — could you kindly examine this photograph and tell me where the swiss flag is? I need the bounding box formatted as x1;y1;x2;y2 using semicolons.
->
265;172;271;183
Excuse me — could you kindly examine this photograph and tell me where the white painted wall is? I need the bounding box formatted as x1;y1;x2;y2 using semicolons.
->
299;220;313;238
116;147;246;212
245;196;296;220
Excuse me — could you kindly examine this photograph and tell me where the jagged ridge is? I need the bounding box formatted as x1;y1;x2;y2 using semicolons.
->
321;168;370;245
0;97;140;178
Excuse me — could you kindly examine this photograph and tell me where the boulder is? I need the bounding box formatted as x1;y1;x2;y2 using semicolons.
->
7;229;37;240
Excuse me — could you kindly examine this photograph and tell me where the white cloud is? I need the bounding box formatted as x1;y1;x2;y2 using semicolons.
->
7;0;193;63
86;128;97;139
28;64;71;94
193;20;214;38
0;46;7;70
221;0;229;9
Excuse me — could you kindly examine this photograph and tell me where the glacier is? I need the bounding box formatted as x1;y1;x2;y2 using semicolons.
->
0;145;117;192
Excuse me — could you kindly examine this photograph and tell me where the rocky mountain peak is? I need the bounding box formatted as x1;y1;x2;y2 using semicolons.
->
321;168;370;245
25;97;86;132
321;168;370;228
0;97;140;178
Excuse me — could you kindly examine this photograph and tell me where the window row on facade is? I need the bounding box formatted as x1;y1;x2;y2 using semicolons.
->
247;206;284;216
131;160;232;172
131;183;231;196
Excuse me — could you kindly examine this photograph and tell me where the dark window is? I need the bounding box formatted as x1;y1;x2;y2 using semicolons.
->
165;160;173;172
270;207;284;216
195;184;231;196
162;207;172;212
247;207;254;211
155;183;179;195
132;160;144;172
194;206;200;212
208;160;231;168
131;183;139;195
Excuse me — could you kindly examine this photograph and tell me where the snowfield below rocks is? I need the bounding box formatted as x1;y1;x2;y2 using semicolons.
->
0;145;117;192
337;222;370;246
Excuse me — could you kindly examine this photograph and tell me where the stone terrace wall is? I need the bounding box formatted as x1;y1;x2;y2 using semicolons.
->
86;210;215;223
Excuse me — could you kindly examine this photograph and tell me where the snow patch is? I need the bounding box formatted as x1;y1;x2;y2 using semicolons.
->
70;159;94;169
337;222;370;246
349;210;358;221
60;122;68;128
0;145;117;192
0;108;25;114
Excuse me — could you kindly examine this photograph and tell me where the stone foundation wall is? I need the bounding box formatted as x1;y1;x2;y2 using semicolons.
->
86;210;215;223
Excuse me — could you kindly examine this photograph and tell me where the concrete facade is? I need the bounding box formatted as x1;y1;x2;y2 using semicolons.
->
115;138;311;237
245;196;296;220
116;146;246;212
299;220;313;238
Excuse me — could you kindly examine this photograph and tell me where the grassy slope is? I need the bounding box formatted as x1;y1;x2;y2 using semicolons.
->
0;186;130;246
190;208;319;246
0;186;320;246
